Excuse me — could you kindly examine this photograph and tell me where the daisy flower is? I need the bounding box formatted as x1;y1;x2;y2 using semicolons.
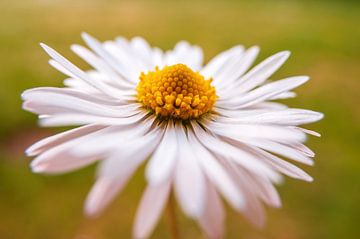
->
22;33;323;239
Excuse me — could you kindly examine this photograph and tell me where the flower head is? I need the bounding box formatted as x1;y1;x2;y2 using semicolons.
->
22;33;323;239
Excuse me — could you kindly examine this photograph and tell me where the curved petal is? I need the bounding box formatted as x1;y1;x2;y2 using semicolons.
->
174;125;206;219
197;181;225;239
145;122;178;185
85;130;163;216
133;180;172;239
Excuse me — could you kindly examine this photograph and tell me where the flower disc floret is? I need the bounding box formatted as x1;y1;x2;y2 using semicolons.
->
136;64;217;120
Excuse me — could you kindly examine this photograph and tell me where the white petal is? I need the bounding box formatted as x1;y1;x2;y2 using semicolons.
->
188;131;244;210
165;41;203;71
215;46;259;90
218;76;309;109
232;165;281;208
191;122;281;182
244;138;314;165
22;88;139;118
26;124;105;156
130;36;155;69
38;111;147;127
256;148;313;181
40;43;123;98
81;33;137;83
146;122;178;185
85;175;133;216
198;181;225;239
133;180;172;239
71;44;135;89
270;91;296;100
85;130;163;216
206;120;307;143
174;126;206;218
215;109;324;126
201;45;245;79
231;51;290;94
30;126;125;174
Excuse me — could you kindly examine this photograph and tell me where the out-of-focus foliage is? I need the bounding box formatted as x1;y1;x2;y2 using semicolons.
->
0;0;359;238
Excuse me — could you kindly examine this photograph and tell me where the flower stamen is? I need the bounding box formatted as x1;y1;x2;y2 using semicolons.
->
136;64;217;120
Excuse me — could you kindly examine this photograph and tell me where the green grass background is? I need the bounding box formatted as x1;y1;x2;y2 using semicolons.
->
0;0;359;238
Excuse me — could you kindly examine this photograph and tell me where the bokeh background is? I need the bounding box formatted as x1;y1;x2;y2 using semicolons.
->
0;0;359;238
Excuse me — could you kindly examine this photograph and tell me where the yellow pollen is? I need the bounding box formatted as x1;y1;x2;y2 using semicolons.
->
136;64;217;120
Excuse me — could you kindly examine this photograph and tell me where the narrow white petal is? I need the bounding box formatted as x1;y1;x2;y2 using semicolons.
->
188;131;245;210
174;126;206;218
198;181;225;239
40;43;123;98
245;138;314;165
38;111;146;127
85;175;133;216
23;89;139;118
191;122;281;182
81;33;137;83
71;44;135;89
85;130;163;216
133;181;172;239
26;124;105;156
215;46;259;90
256;148;313;181
201;45;245;79
206;120;307;143
146;123;178;185
215;109;324;126
218;76;309;109
234;51;290;93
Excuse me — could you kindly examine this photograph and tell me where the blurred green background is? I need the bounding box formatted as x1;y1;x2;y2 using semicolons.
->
0;0;359;238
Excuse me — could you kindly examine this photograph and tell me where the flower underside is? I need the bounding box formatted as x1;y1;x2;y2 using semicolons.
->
136;64;217;120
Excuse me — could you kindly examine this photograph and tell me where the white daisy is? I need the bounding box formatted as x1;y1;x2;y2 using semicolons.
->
22;33;323;239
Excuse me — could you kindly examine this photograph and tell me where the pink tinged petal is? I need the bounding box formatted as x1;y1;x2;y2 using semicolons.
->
165;41;203;71
133;180;172;239
30;126;124;174
205;121;307;143
270;91;296;100
201;45;245;79
233;51;291;94
130;36;155;69
216;46;260;90
295;127;322;137
174;126;206;219
25;124;105;156
198;181;225;239
40;43;123;99
38;111;147;127
48;59;75;78
255;148;313;182
72;116;157;157
245;138;314;165
31;148;101;174
84;174;133;217
81;32;137;83
85;130;163;216
187;131;245;210
22;88;139;118
71;44;135;89
224;163;266;228
145;122;178;186
191;122;281;183
231;164;281;209
248;102;288;110
215;109;323;126
218;76;309;109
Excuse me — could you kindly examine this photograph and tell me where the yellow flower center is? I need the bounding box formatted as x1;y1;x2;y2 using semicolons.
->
136;64;217;120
